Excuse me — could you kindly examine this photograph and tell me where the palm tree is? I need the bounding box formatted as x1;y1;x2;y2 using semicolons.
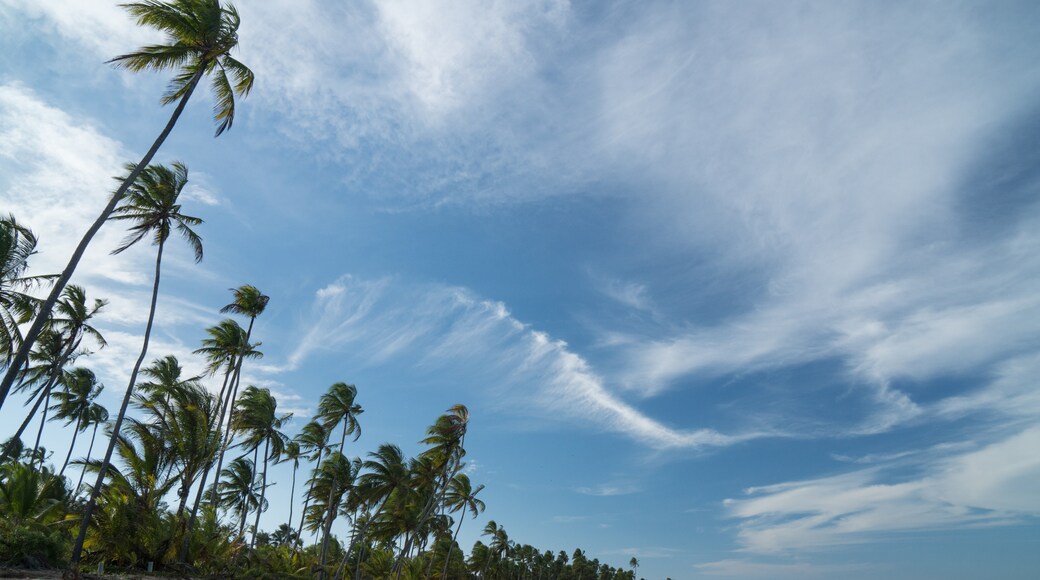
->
73;161;204;565
48;367;104;477
179;317;258;561
440;474;486;580
315;382;363;574
208;286;269;507
0;215;51;368
280;440;302;544
352;444;410;580
396;405;469;574
629;557;639;578
295;419;332;547
231;385;291;548
0;0;254;414
76;403;109;493
217;456;264;539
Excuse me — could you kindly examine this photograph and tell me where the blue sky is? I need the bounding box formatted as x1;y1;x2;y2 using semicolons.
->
2;0;1040;578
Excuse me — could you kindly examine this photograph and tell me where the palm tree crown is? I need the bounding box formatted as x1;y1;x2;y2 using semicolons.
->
110;0;255;136
110;161;203;261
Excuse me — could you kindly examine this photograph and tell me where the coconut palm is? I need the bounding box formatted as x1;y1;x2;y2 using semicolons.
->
0;461;69;527
279;440;302;544
351;444;410;580
440;474;486;580
295;419;332;547
48;367;104;478
0;0;254;413
217;456;264;539
73;161;204;564
315;382;363;574
75;403;109;493
208;286;268;508
396;405;469;574
230;385;291;548
0;215;51;368
179;317;258;561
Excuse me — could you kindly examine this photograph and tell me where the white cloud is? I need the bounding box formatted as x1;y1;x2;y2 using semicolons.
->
281;274;763;450
694;559;864;578
1;0;156;57
724;427;1040;554
575;482;640;497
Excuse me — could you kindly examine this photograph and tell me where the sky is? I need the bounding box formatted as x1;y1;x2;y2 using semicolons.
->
1;0;1039;578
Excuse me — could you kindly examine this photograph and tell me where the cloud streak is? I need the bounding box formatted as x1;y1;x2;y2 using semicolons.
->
283;274;762;450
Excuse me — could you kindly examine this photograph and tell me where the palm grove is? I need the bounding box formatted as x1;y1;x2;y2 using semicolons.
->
0;1;641;579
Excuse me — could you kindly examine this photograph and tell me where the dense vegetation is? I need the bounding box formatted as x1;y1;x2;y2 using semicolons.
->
0;1;643;579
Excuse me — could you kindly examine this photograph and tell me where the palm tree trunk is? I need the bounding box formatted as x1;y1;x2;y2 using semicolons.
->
0;69;204;415
286;460;297;544
58;414;83;477
76;420;99;493
32;381;54;470
71;238;165;567
250;437;270;548
295;447;325;550
319;424;351;575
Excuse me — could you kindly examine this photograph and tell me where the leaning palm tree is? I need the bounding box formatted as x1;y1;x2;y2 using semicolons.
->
72;161;204;565
315;382;363;573
396;405;469;574
212;285;269;478
0;0;254;414
294;419;332;547
48;367;104;478
180;317;257;557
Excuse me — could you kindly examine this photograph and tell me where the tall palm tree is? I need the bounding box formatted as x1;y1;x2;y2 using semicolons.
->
0;215;51;368
208;286;268;506
316;382;363;574
0;0;254;414
294;419;332;547
231;385;291;548
280;440;302;544
179;317;258;561
73;161;204;565
48;367;104;478
396;405;469;574
440;474;486;580
76;403;109;494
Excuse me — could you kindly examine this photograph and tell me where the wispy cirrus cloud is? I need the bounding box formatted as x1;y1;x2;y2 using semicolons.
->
279;274;765;450
724;426;1040;554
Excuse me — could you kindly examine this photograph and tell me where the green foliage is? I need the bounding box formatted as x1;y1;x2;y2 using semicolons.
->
0;519;69;569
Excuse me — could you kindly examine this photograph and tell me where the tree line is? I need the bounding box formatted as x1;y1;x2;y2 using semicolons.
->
0;1;646;579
